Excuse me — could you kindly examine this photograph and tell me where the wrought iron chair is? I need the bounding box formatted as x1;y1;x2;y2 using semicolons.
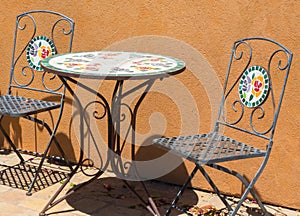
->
0;10;75;195
153;37;293;215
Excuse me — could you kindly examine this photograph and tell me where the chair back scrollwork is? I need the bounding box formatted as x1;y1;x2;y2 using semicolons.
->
8;10;75;96
216;37;293;142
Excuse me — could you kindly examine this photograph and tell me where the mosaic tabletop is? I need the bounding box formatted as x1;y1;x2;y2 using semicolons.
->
41;51;186;80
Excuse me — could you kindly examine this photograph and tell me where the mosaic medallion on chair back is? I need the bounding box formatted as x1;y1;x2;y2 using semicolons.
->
238;65;270;108
26;36;56;71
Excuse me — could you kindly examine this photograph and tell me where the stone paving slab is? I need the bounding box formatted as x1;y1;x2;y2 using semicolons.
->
0;152;299;216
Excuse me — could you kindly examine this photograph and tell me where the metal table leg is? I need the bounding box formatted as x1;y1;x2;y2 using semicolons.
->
40;77;161;215
110;80;160;216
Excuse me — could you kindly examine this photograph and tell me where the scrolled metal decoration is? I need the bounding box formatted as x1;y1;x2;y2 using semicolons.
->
123;160;134;175
53;17;74;36
233;40;252;70
80;158;102;177
120;103;134;139
82;100;108;164
42;72;64;92
17;13;36;39
92;101;107;120
12;65;35;87
222;100;245;126
51;17;74;53
224;41;253;101
120;110;127;122
15;13;36;59
233;41;245;61
11;14;36;87
111;153;134;179
221;41;252;126
111;102;134;154
82;99;108;122
269;49;290;72
250;106;273;135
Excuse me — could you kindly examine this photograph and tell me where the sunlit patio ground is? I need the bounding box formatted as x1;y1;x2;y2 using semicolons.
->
0;151;299;216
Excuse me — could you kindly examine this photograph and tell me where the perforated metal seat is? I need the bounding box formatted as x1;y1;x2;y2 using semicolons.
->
153;133;266;165
0;95;59;117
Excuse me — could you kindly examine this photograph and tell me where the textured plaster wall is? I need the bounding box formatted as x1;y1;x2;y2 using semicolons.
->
0;0;299;209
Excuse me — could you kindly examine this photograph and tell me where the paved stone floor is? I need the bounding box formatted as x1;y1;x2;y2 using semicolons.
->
0;152;299;216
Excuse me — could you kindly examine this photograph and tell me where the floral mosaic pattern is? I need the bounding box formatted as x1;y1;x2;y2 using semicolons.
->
26;36;56;71
42;51;185;79
238;65;269;108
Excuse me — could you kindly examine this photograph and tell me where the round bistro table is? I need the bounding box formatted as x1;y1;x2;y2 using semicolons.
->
40;51;186;216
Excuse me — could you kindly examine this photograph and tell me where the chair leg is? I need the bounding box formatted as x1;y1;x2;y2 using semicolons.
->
26;130;56;195
165;166;198;216
207;163;268;214
23;116;68;196
0;118;24;162
35;118;73;171
202;163;270;215
23;115;73;168
197;164;233;212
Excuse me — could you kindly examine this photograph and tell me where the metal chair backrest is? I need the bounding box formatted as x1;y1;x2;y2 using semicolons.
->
215;37;293;146
7;10;75;99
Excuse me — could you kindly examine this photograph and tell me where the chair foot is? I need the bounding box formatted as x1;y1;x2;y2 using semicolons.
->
26;191;32;196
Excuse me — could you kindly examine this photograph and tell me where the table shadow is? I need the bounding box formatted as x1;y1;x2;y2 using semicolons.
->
65;177;198;216
64;135;198;215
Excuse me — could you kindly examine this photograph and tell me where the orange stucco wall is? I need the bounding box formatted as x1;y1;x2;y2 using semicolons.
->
0;0;299;210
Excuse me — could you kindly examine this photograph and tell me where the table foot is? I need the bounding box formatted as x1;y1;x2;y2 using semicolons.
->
39;170;104;215
149;197;161;216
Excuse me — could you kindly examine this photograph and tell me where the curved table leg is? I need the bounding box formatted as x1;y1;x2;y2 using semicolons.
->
39;76;111;215
40;77;161;215
110;79;161;216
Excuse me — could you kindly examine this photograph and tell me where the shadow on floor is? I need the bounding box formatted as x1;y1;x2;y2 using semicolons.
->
0;157;69;194
65;177;198;216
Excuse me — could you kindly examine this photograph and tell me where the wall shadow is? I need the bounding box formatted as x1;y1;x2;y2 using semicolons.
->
0;116;22;150
133;135;193;186
48;132;76;163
